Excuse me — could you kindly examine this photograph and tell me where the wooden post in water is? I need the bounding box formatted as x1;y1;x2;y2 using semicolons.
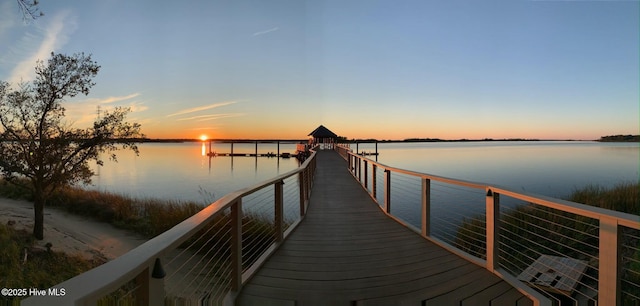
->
231;142;234;156
255;141;258;157
209;140;212;155
375;141;379;161
277;141;280;157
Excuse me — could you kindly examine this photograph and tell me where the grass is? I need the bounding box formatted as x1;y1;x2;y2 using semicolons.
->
50;187;207;238
0;179;282;303
454;182;639;303
567;182;639;215
0;180;208;304
0;224;105;305
0;179;207;238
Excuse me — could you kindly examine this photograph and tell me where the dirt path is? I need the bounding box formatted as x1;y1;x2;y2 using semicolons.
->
0;197;146;260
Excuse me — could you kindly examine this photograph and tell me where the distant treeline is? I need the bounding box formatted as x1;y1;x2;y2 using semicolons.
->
139;138;307;143
598;135;640;142
346;138;540;143
401;138;539;142
133;136;639;144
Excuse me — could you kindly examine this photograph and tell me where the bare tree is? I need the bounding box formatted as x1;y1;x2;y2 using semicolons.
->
16;0;44;21
0;52;143;240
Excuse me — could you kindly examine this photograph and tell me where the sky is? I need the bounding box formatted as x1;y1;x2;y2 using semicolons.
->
0;0;638;140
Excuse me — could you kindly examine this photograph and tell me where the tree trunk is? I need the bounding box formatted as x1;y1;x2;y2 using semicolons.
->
33;193;45;240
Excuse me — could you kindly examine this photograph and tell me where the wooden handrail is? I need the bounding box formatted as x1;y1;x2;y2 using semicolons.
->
346;150;639;306
346;151;639;230
22;149;318;306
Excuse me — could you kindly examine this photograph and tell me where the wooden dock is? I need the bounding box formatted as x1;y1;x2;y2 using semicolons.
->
237;150;532;306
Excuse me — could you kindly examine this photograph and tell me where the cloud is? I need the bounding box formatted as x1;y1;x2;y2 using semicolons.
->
65;93;145;126
167;101;238;117
83;93;141;104
177;113;245;121
252;27;279;36
128;102;149;113
8;10;77;84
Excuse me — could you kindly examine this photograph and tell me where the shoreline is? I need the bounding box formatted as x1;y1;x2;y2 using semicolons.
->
0;197;146;260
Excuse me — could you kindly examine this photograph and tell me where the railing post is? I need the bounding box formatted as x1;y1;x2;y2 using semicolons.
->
485;189;500;272
421;178;431;238
132;260;165;305
306;164;311;199
150;258;166;306
363;160;368;190
384;169;391;213
372;164;377;199
599;216;621;306
299;171;305;217
134;267;150;306
309;165;313;196
275;180;284;242
231;199;243;291
358;157;362;183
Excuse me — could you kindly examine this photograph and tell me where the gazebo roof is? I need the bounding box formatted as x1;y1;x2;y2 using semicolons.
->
308;125;337;138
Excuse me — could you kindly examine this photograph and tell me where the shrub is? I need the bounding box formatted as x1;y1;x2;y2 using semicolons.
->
0;224;104;304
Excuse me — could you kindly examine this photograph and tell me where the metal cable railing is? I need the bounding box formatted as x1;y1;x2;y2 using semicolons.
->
497;199;599;305
241;186;276;273
388;171;421;227
374;166;385;207
345;148;639;306
22;148;318;306
283;174;301;227
621;227;640;305
164;208;232;305
431;181;486;249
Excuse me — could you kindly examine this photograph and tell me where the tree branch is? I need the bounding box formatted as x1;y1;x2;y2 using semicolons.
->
16;0;43;22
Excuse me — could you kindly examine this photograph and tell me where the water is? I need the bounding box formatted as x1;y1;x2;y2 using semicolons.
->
87;142;302;204
87;141;638;207
354;141;639;198
351;141;639;237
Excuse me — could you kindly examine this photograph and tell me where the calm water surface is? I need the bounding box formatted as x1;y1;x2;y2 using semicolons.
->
353;141;638;234
356;141;639;198
88;142;302;204
88;141;639;206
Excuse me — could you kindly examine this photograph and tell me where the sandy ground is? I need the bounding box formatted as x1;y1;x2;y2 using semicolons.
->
0;197;147;261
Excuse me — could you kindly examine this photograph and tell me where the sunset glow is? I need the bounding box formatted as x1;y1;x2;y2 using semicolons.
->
0;1;637;141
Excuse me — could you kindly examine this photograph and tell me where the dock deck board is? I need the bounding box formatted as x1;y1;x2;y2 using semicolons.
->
237;150;531;306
